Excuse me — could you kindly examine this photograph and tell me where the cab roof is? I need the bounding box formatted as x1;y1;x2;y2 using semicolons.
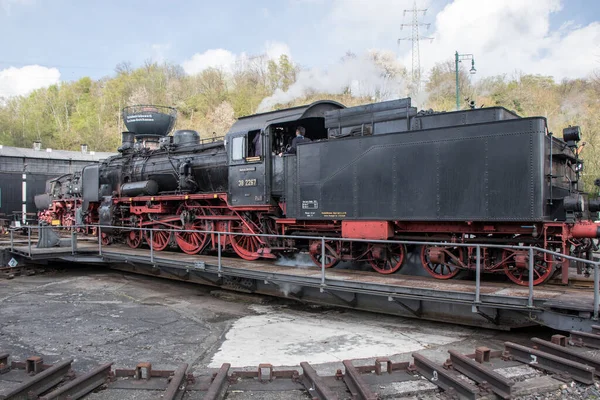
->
226;100;345;136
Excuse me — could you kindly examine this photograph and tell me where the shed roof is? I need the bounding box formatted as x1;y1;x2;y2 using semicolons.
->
0;145;115;162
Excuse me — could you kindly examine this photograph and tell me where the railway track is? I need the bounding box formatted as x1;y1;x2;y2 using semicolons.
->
0;265;40;280
3;330;600;399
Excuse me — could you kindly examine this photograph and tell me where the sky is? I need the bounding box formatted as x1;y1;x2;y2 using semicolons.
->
1;0;600;98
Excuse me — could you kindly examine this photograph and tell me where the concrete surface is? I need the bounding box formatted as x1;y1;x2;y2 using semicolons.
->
0;267;249;374
209;304;473;367
376;379;438;398
511;375;563;397
0;266;565;399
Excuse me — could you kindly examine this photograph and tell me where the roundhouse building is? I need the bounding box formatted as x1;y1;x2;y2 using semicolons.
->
0;143;114;226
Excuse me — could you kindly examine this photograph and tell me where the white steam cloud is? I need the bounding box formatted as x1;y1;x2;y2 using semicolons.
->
277;283;304;298
274;253;311;298
275;253;315;268
257;51;407;112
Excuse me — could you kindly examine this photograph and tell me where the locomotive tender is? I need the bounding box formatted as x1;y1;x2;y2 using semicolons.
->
37;100;600;286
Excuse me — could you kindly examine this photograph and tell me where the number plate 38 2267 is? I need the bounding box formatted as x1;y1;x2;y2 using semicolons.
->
238;179;257;187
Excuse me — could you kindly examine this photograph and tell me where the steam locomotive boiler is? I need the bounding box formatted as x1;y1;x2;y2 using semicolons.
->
37;100;600;286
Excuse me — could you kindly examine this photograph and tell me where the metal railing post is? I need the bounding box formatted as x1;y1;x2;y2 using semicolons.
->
27;226;32;257
321;237;326;286
10;229;14;252
217;232;222;274
475;245;481;303
528;247;534;307
71;229;76;255
594;262;599;320
150;229;154;263
98;226;102;256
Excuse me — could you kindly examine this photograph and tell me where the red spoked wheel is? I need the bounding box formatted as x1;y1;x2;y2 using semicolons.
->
126;230;143;249
38;210;52;225
92;227;111;245
144;225;172;251
175;202;209;255
368;243;406;274
420;245;464;279
309;240;341;269
229;219;262;260
61;213;75;229
503;249;554;286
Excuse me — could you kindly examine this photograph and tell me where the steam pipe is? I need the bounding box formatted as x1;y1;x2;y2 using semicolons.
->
571;222;600;239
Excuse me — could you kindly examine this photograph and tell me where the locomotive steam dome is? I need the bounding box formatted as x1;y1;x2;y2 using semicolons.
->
173;129;200;146
122;105;177;137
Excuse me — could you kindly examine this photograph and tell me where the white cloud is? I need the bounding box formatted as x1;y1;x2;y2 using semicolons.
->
0;65;60;98
414;0;600;80
182;41;292;75
320;0;600;80
182;48;238;75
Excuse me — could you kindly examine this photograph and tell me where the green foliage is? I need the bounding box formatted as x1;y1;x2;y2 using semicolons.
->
0;55;304;151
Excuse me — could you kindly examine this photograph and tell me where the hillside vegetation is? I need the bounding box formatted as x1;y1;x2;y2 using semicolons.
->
1;53;599;190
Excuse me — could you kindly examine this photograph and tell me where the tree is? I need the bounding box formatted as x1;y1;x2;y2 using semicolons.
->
208;101;236;136
426;60;476;111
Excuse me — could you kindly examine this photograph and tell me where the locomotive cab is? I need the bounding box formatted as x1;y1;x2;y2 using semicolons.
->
225;100;344;207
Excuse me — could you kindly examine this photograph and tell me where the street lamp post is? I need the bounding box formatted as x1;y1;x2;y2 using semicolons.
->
455;51;476;111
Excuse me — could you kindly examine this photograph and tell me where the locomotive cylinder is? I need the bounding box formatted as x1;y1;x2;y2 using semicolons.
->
120;180;159;197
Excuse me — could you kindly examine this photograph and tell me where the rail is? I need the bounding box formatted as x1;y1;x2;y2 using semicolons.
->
4;333;600;399
8;223;600;320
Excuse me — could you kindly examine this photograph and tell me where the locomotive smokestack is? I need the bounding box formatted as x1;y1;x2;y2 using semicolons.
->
118;132;135;153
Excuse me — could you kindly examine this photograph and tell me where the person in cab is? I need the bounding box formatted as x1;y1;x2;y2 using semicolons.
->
279;126;310;156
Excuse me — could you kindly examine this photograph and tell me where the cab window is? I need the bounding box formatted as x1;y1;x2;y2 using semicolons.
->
232;136;246;161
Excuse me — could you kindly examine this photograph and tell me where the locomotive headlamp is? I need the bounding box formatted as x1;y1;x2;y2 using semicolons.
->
563;126;581;143
563;195;585;212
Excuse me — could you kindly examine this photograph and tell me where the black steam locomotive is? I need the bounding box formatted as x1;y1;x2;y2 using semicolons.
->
36;100;600;286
